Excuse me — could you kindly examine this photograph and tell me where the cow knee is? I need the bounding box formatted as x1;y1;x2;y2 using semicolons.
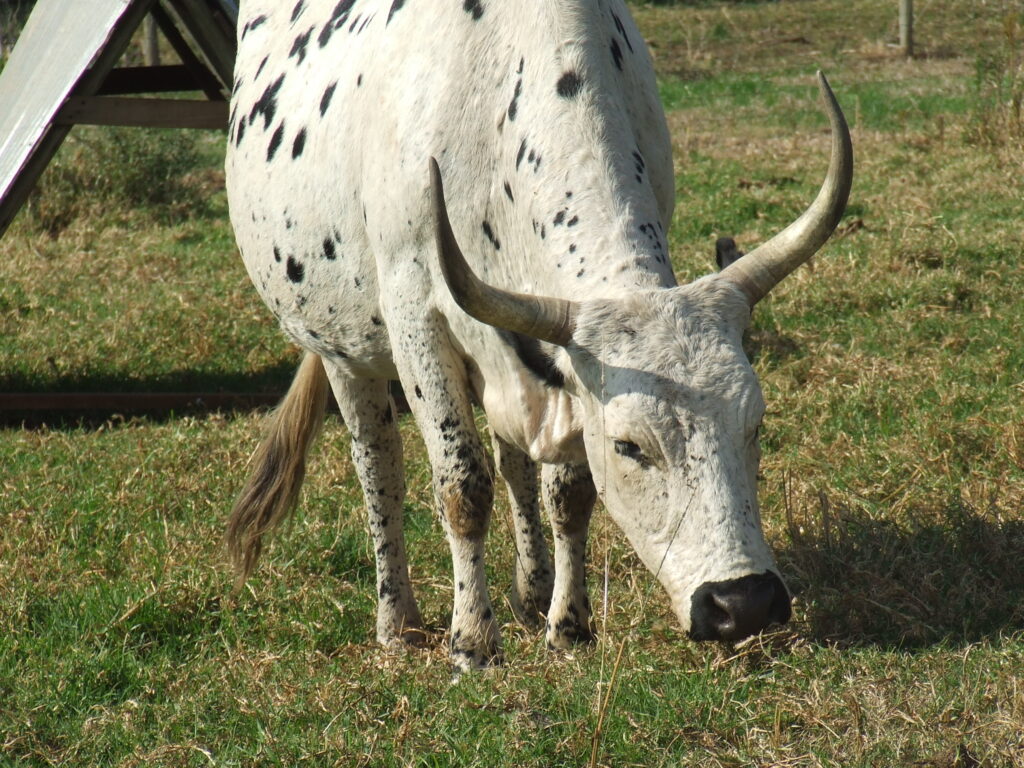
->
545;465;596;534
437;461;494;539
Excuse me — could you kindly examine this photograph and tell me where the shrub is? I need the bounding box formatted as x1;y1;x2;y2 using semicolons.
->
21;125;217;235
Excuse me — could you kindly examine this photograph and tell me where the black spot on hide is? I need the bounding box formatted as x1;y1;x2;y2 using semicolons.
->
322;237;336;260
610;38;624;71
286;256;305;283
611;12;634;52
516;139;527;169
319;0;356;46
387;0;405;25
250;73;285;130
242;15;267;39
556;71;583;99
507;78;522;121
267;122;285;160
320;82;337;115
503;181;514;202
497;330;564;388
292;127;307;158
481;220;501;250
463;0;484;20
289;26;314;64
290;0;305;23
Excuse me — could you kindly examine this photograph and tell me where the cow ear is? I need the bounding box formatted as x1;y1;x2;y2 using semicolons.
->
429;158;578;346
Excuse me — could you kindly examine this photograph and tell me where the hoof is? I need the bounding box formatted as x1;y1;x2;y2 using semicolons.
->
546;615;596;650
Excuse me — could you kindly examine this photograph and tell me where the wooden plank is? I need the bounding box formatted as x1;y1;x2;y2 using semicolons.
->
899;0;914;58
56;96;229;130
162;0;236;90
97;64;210;95
150;2;225;100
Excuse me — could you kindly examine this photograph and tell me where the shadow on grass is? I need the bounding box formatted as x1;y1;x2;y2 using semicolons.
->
779;496;1024;649
0;362;298;427
0;363;412;427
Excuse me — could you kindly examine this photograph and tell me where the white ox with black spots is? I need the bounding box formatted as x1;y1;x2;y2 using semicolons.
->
224;0;852;669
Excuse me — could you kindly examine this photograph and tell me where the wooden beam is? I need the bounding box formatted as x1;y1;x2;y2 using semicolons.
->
899;0;914;58
98;64;217;96
56;96;229;129
163;0;236;89
150;1;225;100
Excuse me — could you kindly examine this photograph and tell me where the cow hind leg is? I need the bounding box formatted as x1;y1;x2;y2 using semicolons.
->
543;462;598;649
491;432;553;628
324;367;424;646
387;310;501;670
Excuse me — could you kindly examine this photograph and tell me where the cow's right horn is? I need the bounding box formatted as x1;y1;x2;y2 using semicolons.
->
429;157;577;346
720;71;853;306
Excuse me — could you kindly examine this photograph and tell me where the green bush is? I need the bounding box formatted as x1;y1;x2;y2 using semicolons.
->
22;125;217;235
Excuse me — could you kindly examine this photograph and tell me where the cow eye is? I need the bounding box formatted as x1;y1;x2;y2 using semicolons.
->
613;439;645;464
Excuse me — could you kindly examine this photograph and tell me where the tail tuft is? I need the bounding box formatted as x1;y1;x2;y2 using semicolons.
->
225;353;329;589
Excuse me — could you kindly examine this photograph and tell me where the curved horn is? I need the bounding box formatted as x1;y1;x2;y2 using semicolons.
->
429;157;578;346
720;71;854;305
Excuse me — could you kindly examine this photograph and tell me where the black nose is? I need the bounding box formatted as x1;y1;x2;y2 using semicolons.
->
689;571;791;641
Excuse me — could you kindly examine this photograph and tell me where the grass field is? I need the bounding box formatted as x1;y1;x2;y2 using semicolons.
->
3;1;1024;765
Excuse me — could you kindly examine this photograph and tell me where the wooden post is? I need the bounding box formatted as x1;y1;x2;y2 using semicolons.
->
142;14;160;65
899;0;913;58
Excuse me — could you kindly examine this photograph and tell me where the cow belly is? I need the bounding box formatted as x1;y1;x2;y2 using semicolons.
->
231;197;397;379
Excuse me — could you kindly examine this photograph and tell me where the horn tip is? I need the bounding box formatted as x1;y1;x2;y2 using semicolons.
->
816;70;833;96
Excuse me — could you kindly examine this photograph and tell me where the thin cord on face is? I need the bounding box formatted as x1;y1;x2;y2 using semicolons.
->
637;482;694;619
598;329;610;684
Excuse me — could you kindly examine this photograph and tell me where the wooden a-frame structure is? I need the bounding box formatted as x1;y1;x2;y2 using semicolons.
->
0;0;294;415
0;0;238;237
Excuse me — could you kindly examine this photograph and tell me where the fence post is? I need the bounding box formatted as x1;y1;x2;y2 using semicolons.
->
142;15;160;66
899;0;914;58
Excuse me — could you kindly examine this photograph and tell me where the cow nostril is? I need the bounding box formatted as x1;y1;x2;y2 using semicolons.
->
689;571;791;642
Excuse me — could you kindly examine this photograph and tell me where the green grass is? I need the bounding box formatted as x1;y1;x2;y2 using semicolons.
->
3;1;1024;766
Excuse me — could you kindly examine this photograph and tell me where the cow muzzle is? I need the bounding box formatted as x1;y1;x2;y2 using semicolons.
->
688;571;791;642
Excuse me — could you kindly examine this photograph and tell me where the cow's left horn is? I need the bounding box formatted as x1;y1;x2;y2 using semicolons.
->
720;71;853;305
429;157;577;346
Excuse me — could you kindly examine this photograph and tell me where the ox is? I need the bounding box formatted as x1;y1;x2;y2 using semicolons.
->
224;0;852;669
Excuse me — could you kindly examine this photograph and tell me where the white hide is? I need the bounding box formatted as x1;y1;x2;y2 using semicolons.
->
226;0;783;656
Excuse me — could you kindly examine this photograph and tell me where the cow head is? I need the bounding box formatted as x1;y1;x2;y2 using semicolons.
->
429;73;852;641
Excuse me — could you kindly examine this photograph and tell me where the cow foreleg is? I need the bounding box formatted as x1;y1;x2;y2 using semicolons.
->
491;432;553;629
542;462;597;649
325;369;424;647
389;312;501;670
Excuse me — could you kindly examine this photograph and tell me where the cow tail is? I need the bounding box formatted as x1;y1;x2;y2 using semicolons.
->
226;352;330;590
